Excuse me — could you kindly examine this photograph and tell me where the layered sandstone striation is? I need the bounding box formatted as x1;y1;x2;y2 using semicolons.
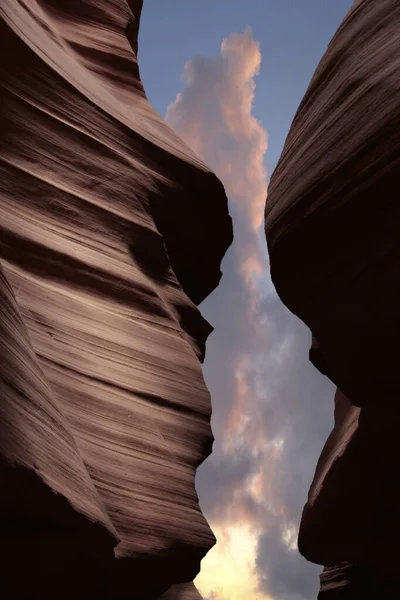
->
0;1;232;598
265;0;400;597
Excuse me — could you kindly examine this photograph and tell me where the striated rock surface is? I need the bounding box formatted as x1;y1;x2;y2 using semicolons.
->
0;1;232;598
265;0;400;596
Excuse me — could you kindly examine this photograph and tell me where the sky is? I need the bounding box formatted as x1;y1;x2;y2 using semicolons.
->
139;3;354;600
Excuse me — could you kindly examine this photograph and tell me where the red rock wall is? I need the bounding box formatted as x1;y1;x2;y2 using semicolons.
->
265;0;400;596
0;1;233;598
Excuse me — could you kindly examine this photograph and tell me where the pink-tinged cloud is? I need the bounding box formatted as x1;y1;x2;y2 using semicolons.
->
165;26;269;446
166;27;268;279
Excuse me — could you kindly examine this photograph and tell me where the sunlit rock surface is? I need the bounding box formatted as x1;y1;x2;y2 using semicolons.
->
0;1;232;598
265;0;400;596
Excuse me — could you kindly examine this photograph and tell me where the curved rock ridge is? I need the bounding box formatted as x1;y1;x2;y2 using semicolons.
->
0;1;233;598
265;0;400;596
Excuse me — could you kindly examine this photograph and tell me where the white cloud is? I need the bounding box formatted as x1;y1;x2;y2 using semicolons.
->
166;27;334;600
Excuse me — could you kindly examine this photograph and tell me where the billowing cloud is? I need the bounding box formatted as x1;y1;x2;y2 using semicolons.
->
166;27;335;600
166;26;267;279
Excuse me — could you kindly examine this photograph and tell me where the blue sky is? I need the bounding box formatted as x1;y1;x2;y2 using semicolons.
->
139;3;354;600
140;0;353;167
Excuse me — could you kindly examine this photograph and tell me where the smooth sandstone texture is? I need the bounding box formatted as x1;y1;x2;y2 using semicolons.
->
265;0;400;596
0;1;233;598
265;0;400;407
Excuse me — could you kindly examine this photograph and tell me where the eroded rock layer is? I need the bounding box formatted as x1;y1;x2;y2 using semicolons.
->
265;0;400;596
0;1;233;598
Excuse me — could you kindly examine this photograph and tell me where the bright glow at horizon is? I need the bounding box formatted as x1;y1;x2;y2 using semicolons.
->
195;523;273;600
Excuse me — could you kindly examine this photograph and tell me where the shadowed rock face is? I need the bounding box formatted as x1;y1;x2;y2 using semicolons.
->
0;1;232;598
265;0;400;597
